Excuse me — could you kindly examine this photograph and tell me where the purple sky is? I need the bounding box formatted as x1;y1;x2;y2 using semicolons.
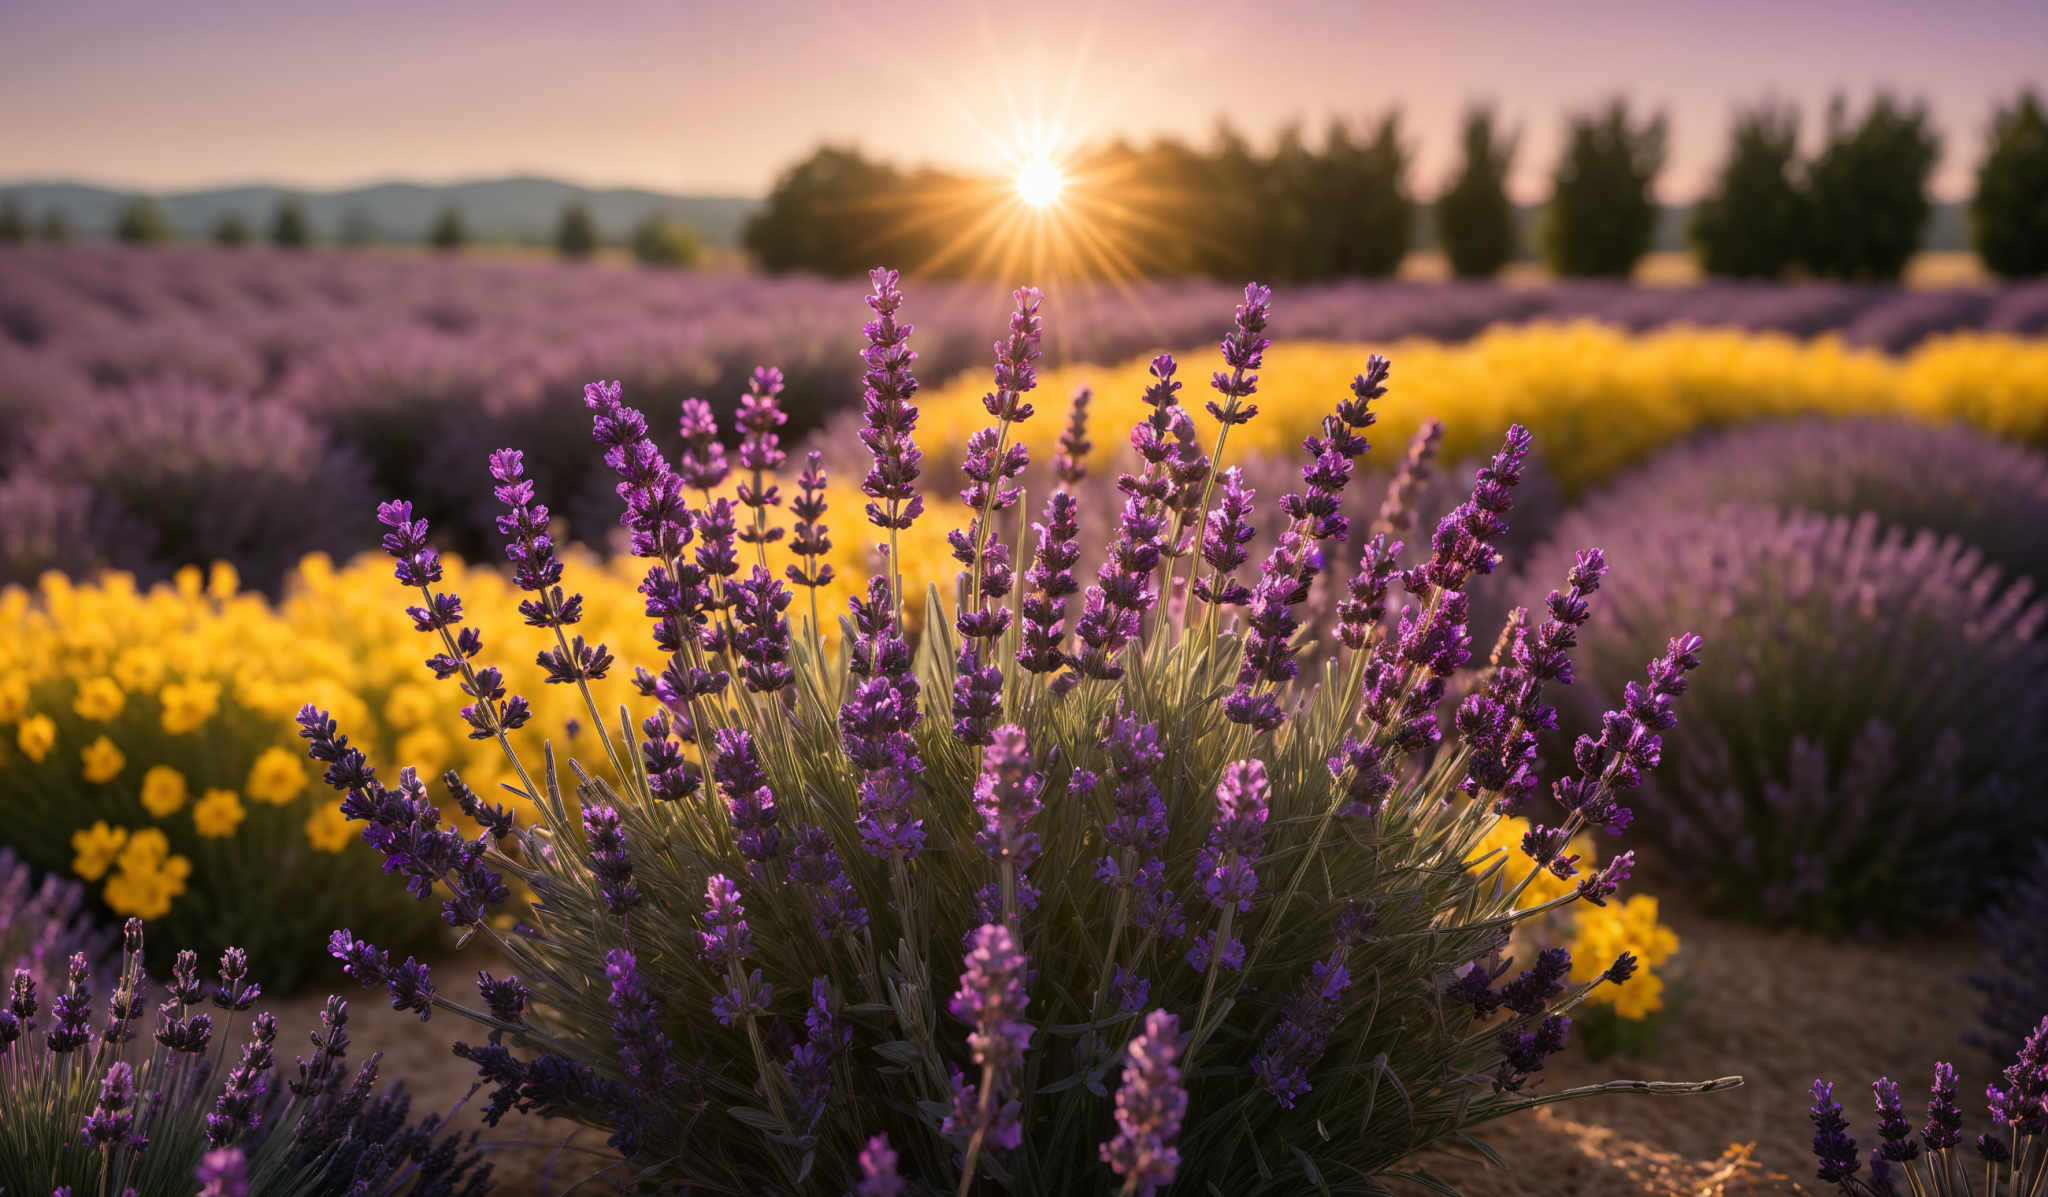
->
3;0;2042;200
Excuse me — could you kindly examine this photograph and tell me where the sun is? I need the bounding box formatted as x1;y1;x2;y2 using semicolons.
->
1014;157;1066;208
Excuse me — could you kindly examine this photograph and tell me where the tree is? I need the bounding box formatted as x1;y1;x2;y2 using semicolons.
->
1435;107;1520;278
428;205;467;252
271;196;312;249
114;196;173;244
1689;101;1807;279
0;197;24;244
37;210;71;243
743;145;910;275
1802;93;1939;282
1540;99;1667;278
630;215;703;268
211;211;252;248
1309;112;1413;279
1972;90;2048;279
556;202;598;258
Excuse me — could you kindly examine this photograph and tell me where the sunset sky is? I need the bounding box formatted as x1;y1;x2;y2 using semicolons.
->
3;0;2043;201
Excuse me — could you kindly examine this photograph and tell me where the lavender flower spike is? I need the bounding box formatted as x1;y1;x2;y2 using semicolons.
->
973;724;1046;922
785;450;835;592
1207;281;1273;426
1101;1009;1187;1195
1051;384;1093;485
945;923;1033;1153
1808;1079;1862;1185
584;805;642;917
857;1133;906;1197
859;268;923;534
735;365;788;551
1017;489;1082;675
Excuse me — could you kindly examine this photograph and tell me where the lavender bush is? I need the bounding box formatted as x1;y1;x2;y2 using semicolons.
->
8;379;376;590
0;919;489;1197
302;274;1736;1193
1971;842;2048;1063
0;848;117;996
1521;503;2048;935
1583;417;2048;585
1805;1015;2048;1196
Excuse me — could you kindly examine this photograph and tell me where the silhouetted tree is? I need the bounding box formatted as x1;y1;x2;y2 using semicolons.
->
270;196;312;249
631;215;703;268
1435;107;1520;278
37;210;71;243
1972;90;2048;279
0;198;24;244
556;202;598;258
211;211;251;248
1540;99;1667;277
1689;100;1807;278
428;205;467;251
114;197;173;244
1802;94;1939;282
1310;113;1412;278
744;145;911;275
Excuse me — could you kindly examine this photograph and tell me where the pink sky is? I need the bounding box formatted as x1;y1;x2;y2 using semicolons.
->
2;0;2042;200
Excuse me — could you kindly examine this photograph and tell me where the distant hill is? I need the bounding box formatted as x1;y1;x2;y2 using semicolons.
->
0;176;759;247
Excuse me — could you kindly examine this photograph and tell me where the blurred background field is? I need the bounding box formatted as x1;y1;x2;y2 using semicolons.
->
4;1;2048;1193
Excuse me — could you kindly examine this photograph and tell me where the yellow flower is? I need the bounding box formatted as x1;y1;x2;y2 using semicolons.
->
159;679;222;735
72;821;129;881
192;788;247;839
1465;816;1595;910
72;676;126;722
0;676;27;722
208;561;240;600
383;684;439;731
396;727;454;773
305;803;354;854
112;648;168;695
140;765;190;817
17;714;57;764
102;848;191;920
245;746;309;805
1570;895;1682;1021
80;735;126;784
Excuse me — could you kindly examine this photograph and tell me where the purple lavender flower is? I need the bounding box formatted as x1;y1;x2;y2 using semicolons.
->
81;1059;136;1145
1071;494;1164;682
857;1133;905;1197
1101;1009;1186;1194
490;448;574;628
586;379;690;561
477;971;529;1025
735;365;788;550
784;978;849;1129
1809;1080;1863;1184
859;268;923;534
47;952;92;1053
945;923;1033;1152
973;725;1045;919
1207;282;1272;426
785;450;835;591
584;804;642;917
1253;954;1352;1108
1051;384;1093;485
327;929;435;1021
790;826;869;940
195;1148;249;1197
713;727;783;866
676;396;730;492
698;874;754;971
729;565;795;694
1375;417;1444;534
1923;1061;1963;1151
842;575;927;861
1017;489;1082;675
1872;1077;1920;1163
375;502;532;740
1335;532;1401;651
205;1012;277;1147
605;947;679;1157
1192;466;1256;608
1188;761;1269;972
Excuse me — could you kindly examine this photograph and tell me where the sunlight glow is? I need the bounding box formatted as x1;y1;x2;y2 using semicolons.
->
1014;157;1066;207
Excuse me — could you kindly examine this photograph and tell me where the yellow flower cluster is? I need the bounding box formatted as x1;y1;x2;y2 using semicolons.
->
1467;816;1681;1022
71;823;190;920
1570;895;1682;1021
916;325;2048;494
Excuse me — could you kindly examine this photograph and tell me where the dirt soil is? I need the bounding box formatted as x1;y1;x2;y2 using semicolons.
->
282;902;1991;1196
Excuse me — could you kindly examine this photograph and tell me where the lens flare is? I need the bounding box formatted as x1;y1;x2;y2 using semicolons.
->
1015;157;1066;207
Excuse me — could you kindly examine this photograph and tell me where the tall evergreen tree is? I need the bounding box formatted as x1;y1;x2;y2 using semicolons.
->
556;202;598;258
1689;101;1807;279
1972;90;2048;278
1435;107;1520;278
114;197;172;244
1540;99;1668;278
1803;93;1940;282
428;205;468;252
271;196;312;249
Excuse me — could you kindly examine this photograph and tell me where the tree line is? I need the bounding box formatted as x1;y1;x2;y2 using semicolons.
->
735;90;2048;282
0;195;706;269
